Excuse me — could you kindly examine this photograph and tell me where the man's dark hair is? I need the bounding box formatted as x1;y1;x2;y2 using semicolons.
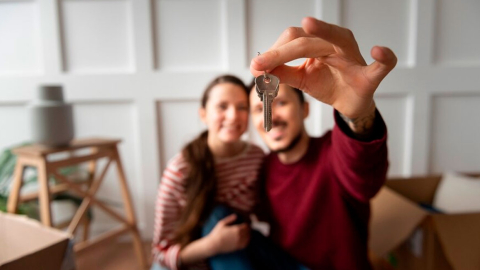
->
248;78;305;104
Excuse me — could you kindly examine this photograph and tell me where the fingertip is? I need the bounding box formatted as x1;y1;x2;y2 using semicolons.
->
250;59;263;77
223;213;236;222
302;17;330;37
301;17;317;34
250;57;261;70
370;46;384;60
301;17;315;26
251;52;274;75
371;46;397;66
366;46;397;83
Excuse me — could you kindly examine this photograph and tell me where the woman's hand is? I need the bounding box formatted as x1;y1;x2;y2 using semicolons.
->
250;17;397;120
206;214;251;254
178;213;251;266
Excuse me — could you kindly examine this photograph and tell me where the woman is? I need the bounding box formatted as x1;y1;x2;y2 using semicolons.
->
151;75;265;270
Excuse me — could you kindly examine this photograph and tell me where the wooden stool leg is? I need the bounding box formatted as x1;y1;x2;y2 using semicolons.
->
83;147;97;242
112;147;148;269
37;159;52;226
82;216;91;241
7;158;26;214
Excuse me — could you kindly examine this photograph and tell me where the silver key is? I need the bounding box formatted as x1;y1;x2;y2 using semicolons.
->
255;73;280;132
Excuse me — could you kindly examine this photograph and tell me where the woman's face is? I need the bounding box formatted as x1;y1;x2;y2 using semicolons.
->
200;82;249;144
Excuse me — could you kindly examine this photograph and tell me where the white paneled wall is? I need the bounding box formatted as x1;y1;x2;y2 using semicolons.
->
430;95;480;173
434;0;480;66
0;104;31;151
1;0;480;239
342;0;412;67
0;1;42;75
155;0;224;71
157;100;204;169
376;95;409;176
61;0;134;73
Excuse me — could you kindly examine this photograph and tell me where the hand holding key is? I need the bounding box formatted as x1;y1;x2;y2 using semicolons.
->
250;17;397;120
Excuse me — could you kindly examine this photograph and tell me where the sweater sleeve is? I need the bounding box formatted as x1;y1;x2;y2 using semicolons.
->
152;154;187;270
331;109;389;203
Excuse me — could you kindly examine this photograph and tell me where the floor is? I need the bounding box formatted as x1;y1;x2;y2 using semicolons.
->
75;241;152;270
74;241;394;270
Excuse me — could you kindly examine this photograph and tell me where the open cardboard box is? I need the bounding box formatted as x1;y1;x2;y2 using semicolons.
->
369;174;480;270
0;212;72;270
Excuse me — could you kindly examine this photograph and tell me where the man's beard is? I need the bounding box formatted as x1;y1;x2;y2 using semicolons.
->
270;121;303;153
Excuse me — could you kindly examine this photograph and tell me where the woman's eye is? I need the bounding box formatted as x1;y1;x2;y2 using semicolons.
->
218;104;228;110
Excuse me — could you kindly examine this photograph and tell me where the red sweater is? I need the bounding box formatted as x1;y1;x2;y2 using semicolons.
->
260;111;388;270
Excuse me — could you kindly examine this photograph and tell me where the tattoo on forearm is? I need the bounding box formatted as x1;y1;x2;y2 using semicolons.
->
339;111;376;139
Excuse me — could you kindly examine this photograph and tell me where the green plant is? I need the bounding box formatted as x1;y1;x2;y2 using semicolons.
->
0;143;29;196
0;143;92;220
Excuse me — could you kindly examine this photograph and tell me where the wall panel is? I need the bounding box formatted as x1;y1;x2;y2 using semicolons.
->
0;105;31;151
434;0;480;66
61;0;133;73
157;100;204;170
375;95;408;177
154;0;223;71
0;1;41;75
342;0;411;67
430;94;480;173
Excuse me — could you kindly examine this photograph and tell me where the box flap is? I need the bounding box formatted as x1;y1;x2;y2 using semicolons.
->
433;172;480;213
369;187;428;256
432;213;480;270
386;176;442;204
0;212;71;267
0;240;69;270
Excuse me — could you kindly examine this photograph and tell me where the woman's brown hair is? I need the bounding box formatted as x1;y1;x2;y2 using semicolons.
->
172;75;249;247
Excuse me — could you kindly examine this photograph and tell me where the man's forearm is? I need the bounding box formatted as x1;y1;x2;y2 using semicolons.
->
338;104;376;139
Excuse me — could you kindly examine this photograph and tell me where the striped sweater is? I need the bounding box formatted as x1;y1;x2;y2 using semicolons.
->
152;143;265;270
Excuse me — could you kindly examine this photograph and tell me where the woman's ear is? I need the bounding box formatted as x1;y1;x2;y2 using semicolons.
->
199;107;207;123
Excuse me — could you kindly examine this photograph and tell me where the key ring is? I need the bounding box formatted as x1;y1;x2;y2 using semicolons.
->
257;52;271;84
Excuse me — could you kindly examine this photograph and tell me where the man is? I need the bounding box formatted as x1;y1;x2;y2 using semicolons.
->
249;17;397;269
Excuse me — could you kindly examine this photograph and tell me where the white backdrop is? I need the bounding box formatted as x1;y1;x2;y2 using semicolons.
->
1;0;480;239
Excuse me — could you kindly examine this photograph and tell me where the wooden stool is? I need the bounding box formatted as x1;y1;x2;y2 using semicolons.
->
7;138;148;269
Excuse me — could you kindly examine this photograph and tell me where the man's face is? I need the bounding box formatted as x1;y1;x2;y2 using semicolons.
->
250;84;308;152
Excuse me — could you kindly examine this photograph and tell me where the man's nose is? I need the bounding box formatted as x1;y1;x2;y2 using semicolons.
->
271;108;280;122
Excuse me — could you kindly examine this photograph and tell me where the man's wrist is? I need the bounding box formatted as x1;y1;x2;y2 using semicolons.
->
338;103;376;139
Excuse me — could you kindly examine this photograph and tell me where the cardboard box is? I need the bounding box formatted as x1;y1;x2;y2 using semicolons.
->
0;212;71;270
369;174;480;270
